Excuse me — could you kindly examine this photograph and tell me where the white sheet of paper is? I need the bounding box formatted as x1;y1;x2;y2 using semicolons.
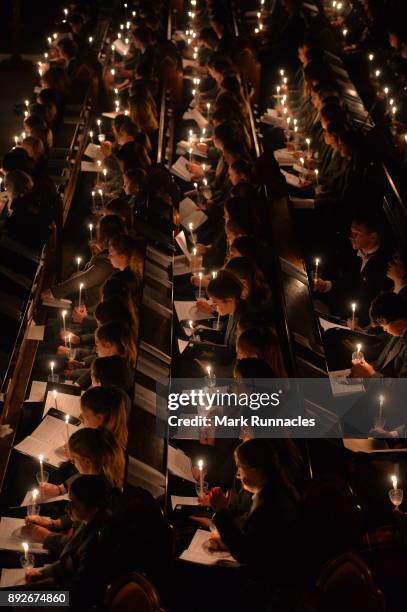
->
102;111;120;119
179;529;239;566
177;339;189;354
171;156;193;182
113;38;130;55
179;197;207;230
14;415;80;467
26;322;45;341
173;255;192;277
183;108;208;130
84;143;103;160
175;301;214;323
175;231;192;261
20;489;69;507
81;160;99;173
281;170;301;187
171;495;199;510
167;445;195;482
261;113;285;128
27;380;47;403
329;370;365;397
319;317;350;332
43;391;81;419
0;517;47;554
126;456;165;499
42;296;72;308
274;148;296;165
0;568;27;587
177;141;208;159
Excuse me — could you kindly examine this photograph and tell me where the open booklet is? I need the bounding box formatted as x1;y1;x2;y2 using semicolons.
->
43;390;81;419
329;370;365;397
0;568;27;588
81;160;100;173
84;143;103;160
281;169;302;188
175;301;215;324
179;197;207;231
126;455;166;499
112;38;130;55
42;296;72;308
0;517;47;554
167;445;195;482
171;156;193;182
176;141;208;159
14;413;81;467
183;108;208;130
179;529;239;566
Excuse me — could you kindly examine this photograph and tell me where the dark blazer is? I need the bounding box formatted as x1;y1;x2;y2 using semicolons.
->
212;483;299;582
372;329;407;378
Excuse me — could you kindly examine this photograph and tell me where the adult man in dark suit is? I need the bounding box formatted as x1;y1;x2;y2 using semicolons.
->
314;210;393;325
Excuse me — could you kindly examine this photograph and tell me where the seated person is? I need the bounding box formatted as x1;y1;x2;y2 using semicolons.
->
350;292;407;378
91;355;135;399
314;210;393;325
387;249;407;301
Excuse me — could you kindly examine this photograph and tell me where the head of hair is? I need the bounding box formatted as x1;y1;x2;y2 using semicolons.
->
105;198;132;227
109;234;145;279
22;136;45;162
41;66;70;94
68;427;124;489
91;355;131;389
81;386;128;447
2;149;32;174
237;328;287;377
207;269;243;301
199;26;219;45
369;292;407;326
225;257;271;304
97;215;127;248
230;159;253;181
57;37;78;59
220;75;243;97
235;357;276;378
320;103;347;125
124;167;147;188
230;236;259;260
95;298;132;327
235;438;299;501
129;98;158;134
351;208;384;235
225;197;252;222
116;143;150;172
4;170;33;199
69;474;108;510
132;26;153;47
96;320;137;366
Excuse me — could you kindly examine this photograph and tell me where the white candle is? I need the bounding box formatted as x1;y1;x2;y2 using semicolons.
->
25;99;29;108
314;257;320;281
305;137;311;157
76;256;81;272
65;414;70;445
78;283;84;307
50;361;55;378
378;394;384;420
14;135;18;147
351;302;356;330
342;28;348;41
32;488;39;504
189;320;195;340
62;309;67;342
91;191;96;209
198;272;203;299
97;119;102;134
212;271;217;279
22;542;29;562
188;222;195;244
391;474;398;490
206;102;210;119
39;454;44;482
89;223;93;241
314;168;319;185
89;130;94;143
198;459;204;497
98;189;104;207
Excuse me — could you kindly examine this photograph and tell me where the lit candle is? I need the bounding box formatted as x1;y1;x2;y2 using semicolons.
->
391;474;397;490
305;137;311;157
89;130;94;143
368;53;374;62
78;283;84;307
378;394;384;420
65;414;70;445
206;102;210;119
50;361;55;378
188;222;195;245
212;271;217;279
88;223;94;241
62;310;67;344
89;36;93;44
14;135;18;147
314;168;319;185
314;257;320;281
102;168;107;181
353;343;364;363
198;272;203;299
98;188;104;207
76;256;81;272
351;302;356;330
25;99;29;108
198;459;204;497
375;69;381;78
39;454;44;482
189;319;195;340
342;28;348;41
53;389;58;410
22;542;29;562
91;190;96;209
97;119;102;134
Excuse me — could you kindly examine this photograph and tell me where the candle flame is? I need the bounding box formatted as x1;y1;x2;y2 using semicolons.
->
22;542;29;553
39;454;44;463
391;475;397;489
65;414;70;424
198;459;204;470
356;344;362;352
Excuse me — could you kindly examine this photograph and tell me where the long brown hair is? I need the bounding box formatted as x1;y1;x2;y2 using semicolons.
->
69;427;125;489
80;386;128;448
